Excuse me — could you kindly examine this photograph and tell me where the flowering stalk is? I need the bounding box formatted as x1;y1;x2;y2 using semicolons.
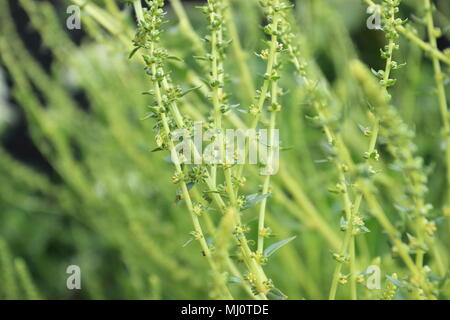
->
274;7;359;299
254;0;285;255
332;0;405;300
276;6;363;299
132;0;279;299
234;0;285;182
281;0;419;300
164;0;341;254
197;0;274;299
423;0;450;227
200;0;228;186
357;1;436;299
363;0;450;66
351;60;435;299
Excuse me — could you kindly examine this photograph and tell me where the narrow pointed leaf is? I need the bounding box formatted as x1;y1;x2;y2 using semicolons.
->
264;236;296;257
242;193;271;211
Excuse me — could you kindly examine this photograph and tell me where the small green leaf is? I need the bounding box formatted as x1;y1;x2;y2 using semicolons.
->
141;90;154;96
359;269;373;276
340;217;347;231
180;85;202;97
203;190;221;194
228;276;243;284
242;193;271;210
371;68;383;79
167;55;183;62
357;123;367;133
128;47;140;59
263;236;296;257
141;112;155;120
305;115;319;121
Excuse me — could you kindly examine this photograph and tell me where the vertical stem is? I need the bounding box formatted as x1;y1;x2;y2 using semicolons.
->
328;231;351;300
424;0;450;230
349;236;357;300
153;64;232;300
257;93;277;252
235;6;280;182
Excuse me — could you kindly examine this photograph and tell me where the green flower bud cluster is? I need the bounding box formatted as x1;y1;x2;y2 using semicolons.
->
132;0;166;48
198;0;225;31
332;253;349;264
250;0;290;116
378;105;432;222
381;0;403;38
340;216;371;235
198;0;230;107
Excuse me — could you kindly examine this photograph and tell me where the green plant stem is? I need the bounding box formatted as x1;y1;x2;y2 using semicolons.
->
397;24;450;65
327;168;354;300
330;1;397;297
153;66;233;299
162;118;232;300
417;0;450;285
162;81;269;298
312;102;356;300
363;0;450;66
386;0;430;272
203;1;269;298
424;0;450;211
211;32;222;129
199;202;259;299
285;37;362;300
254;3;282;252
328;231;351;300
383;42;395;87
133;4;269;297
349;236;357;300
209;3;224;187
242;0;281;268
133;1;232;297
